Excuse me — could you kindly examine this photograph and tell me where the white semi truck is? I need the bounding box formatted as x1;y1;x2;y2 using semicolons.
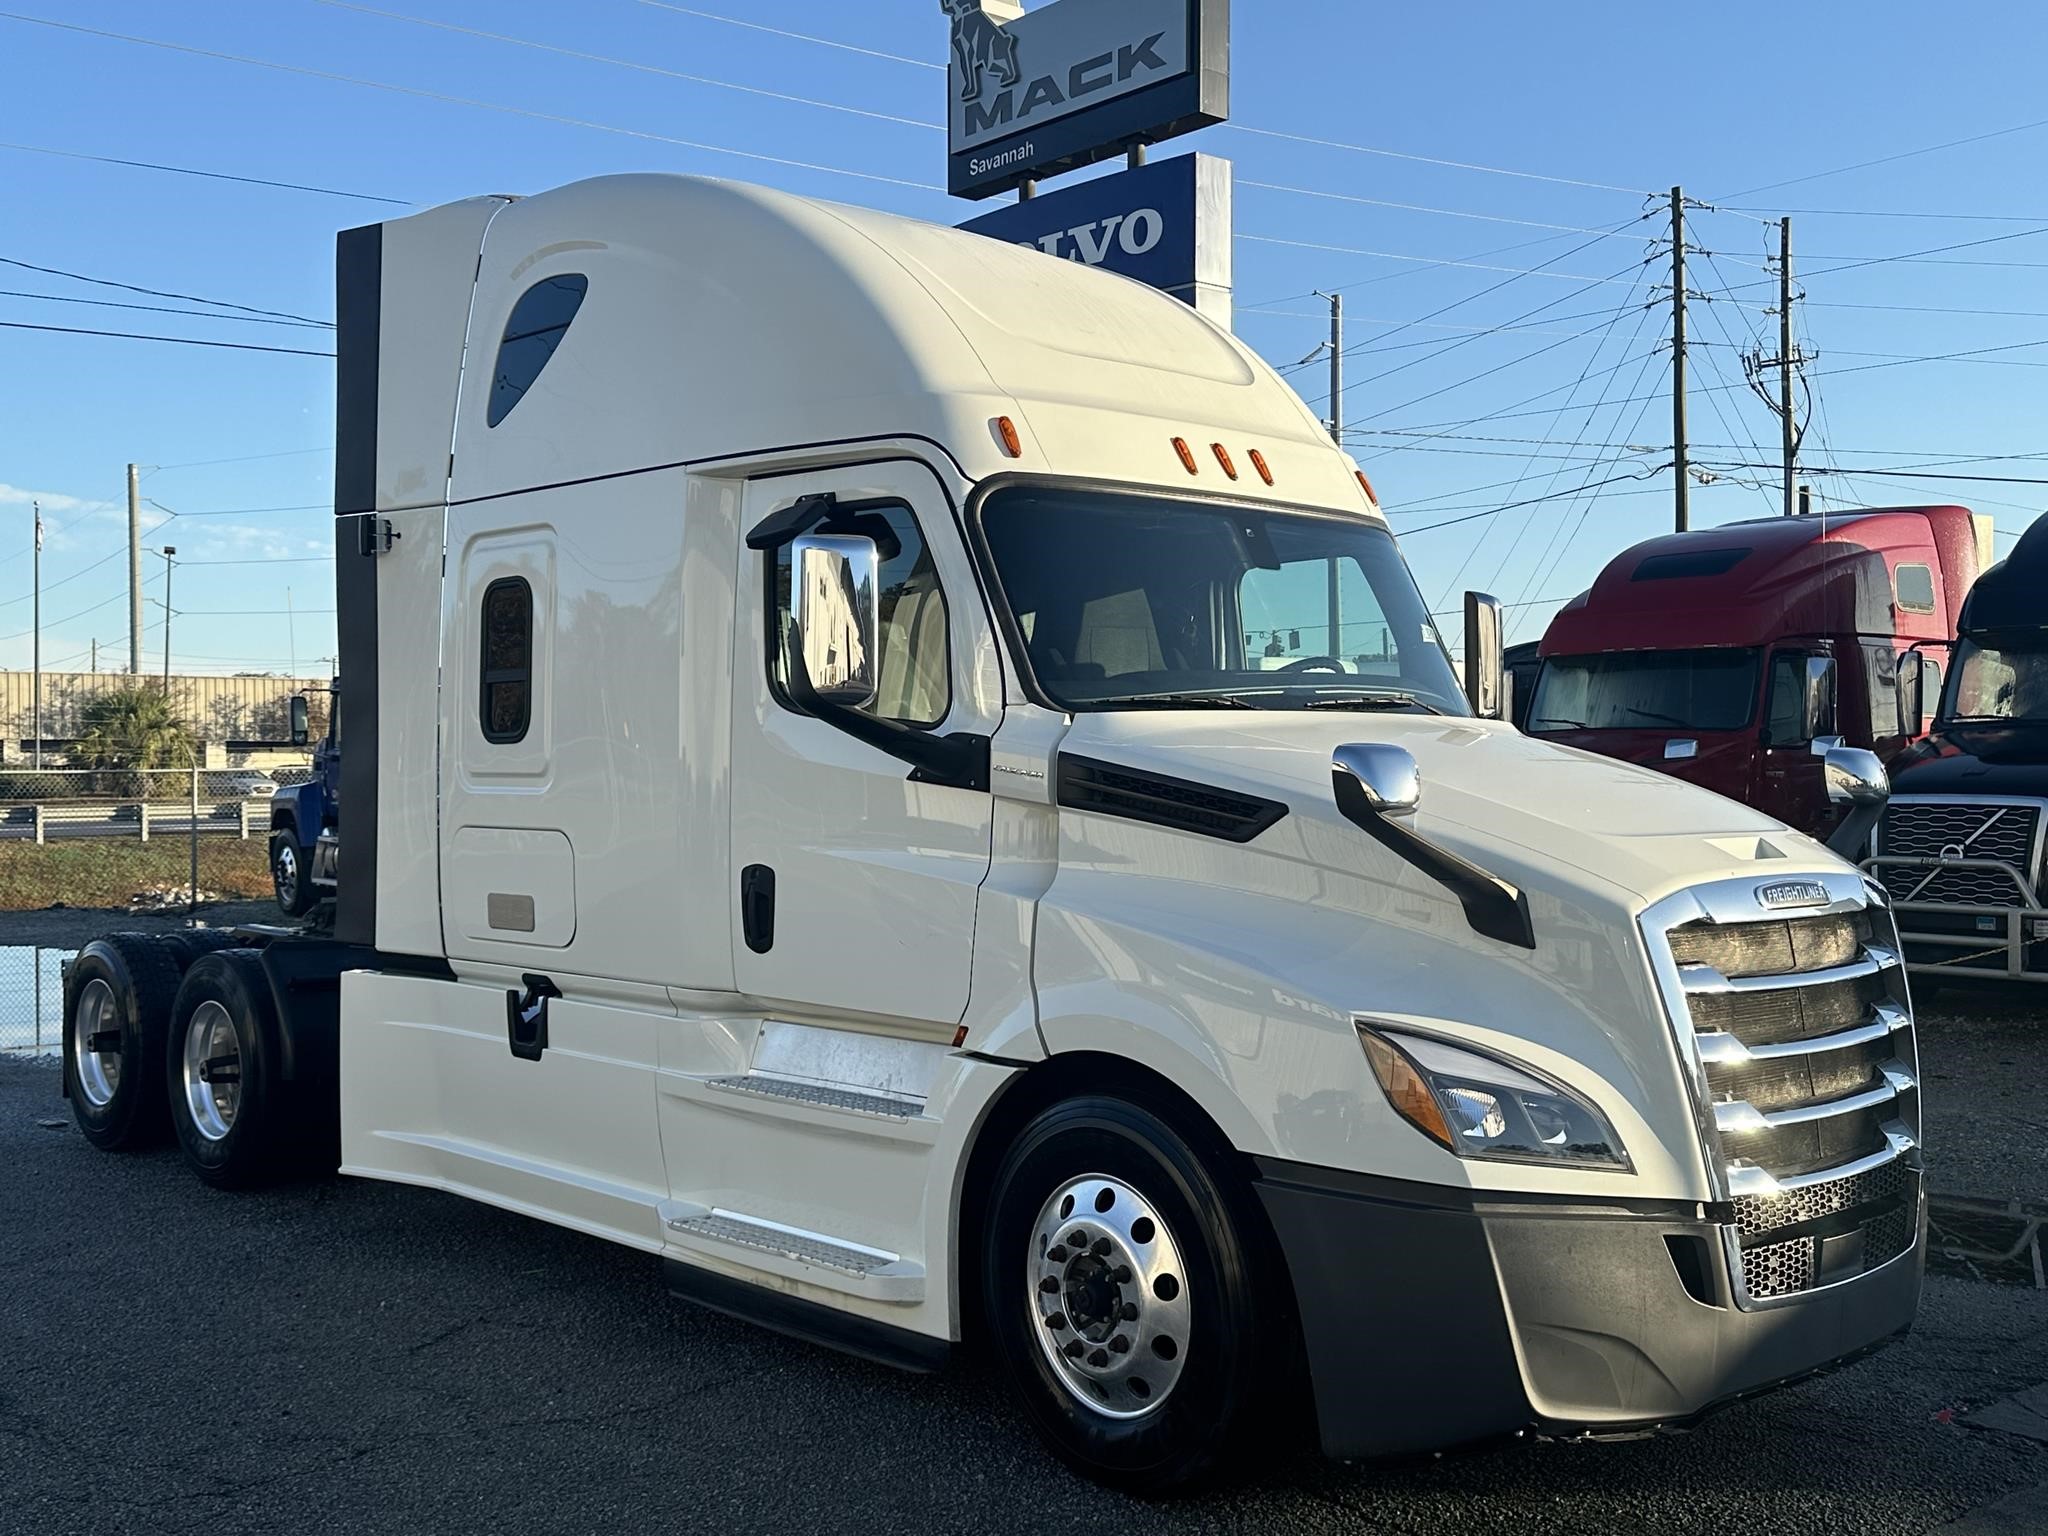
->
62;175;1923;1489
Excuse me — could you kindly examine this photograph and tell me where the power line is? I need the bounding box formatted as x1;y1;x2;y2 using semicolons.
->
1724;203;2048;223
0;140;410;205
1222;125;1652;196
1718;114;2048;201
315;0;942;132
1239;233;1644;291
174;555;333;566
0;255;331;325
1399;469;1670;536
155;447;331;470
148;499;332;519
0;11;945;194
1697;461;2048;487
0;286;333;329
635;1;941;69
0;319;334;356
1238;179;1650;239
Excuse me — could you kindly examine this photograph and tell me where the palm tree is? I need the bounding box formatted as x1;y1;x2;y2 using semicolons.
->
71;685;197;794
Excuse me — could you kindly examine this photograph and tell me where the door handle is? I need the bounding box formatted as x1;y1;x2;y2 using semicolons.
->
741;864;776;954
506;973;561;1062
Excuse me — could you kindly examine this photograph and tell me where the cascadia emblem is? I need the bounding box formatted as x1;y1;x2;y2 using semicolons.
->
1756;880;1830;910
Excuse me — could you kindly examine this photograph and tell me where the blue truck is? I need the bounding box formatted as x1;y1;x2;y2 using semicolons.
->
268;681;340;917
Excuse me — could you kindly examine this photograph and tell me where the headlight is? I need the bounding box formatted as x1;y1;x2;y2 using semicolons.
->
1357;1024;1631;1171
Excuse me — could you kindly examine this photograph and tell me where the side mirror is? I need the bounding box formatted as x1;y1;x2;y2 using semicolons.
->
790;532;880;710
1802;655;1838;741
289;695;310;747
1822;745;1888;807
1331;743;1420;817
1897;650;1924;732
1462;591;1504;720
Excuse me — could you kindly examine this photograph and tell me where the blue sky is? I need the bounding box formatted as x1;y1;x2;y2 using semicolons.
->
3;0;2044;675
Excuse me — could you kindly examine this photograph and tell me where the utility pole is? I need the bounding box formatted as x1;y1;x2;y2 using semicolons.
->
1779;218;1796;516
160;546;176;688
127;463;143;675
90;638;98;674
1321;290;1344;654
32;501;42;769
1669;186;1689;533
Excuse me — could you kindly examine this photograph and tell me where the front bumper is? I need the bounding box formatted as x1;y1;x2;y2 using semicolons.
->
1253;1159;1924;1460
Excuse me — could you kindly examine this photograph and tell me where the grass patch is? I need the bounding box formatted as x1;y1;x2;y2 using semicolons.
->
0;838;273;911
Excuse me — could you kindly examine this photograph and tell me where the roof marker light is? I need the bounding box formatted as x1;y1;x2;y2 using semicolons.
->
1210;443;1238;480
1248;449;1274;486
1356;469;1380;505
1172;437;1200;475
995;416;1021;458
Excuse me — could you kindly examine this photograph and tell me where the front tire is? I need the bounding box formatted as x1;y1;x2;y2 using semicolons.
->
982;1096;1268;1491
166;950;287;1188
270;828;313;917
62;935;185;1151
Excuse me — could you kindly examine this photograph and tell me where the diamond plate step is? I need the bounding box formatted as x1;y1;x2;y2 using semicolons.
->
663;1209;925;1302
703;1074;924;1121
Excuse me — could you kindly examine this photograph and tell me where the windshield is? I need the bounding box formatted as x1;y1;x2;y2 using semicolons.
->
976;485;1468;714
1529;648;1760;732
1943;636;2048;723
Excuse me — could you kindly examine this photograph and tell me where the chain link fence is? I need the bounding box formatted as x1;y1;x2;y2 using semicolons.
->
0;944;69;1056
0;761;310;914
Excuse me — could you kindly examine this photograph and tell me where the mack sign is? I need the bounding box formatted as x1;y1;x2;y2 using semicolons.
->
958;152;1233;326
944;0;1229;200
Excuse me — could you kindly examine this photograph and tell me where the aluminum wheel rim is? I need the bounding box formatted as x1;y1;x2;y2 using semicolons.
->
1027;1174;1192;1419
181;1000;242;1143
274;842;299;905
71;978;119;1108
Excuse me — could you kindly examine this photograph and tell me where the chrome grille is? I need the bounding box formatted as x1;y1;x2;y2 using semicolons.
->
1881;802;2039;865
1644;874;1922;1309
1876;799;2045;907
1877;864;2030;908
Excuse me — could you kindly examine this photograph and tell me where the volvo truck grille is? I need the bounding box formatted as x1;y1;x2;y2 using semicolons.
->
1643;874;1922;1308
1875;800;2044;906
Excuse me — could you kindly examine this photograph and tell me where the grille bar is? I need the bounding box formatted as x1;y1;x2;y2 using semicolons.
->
1679;945;1898;996
1713;1073;1906;1134
1695;1000;1908;1066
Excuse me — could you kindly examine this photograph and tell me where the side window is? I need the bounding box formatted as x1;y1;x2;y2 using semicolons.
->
1920;658;1944;731
1867;645;1901;738
773;503;950;727
488;274;588;427
1763;652;1807;745
1895;563;1936;615
480;577;533;743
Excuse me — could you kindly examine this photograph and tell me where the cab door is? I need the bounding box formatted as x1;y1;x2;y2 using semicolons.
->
729;460;1000;1029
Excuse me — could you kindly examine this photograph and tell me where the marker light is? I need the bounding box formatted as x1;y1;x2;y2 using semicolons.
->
1356;470;1379;505
1210;442;1238;480
995;416;1021;458
1357;1024;1630;1170
1172;436;1200;475
1247;449;1274;486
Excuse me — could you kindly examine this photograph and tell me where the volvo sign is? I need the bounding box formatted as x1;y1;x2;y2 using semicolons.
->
958;152;1232;325
945;0;1229;200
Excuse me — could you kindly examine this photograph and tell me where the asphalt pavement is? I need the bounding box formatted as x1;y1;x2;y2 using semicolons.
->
4;1055;2048;1536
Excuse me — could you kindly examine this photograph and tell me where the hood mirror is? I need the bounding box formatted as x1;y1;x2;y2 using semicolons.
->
1332;743;1420;817
790;531;880;710
1462;591;1504;720
1822;744;1888;807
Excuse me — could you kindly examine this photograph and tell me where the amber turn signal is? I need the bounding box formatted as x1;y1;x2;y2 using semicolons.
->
1172;436;1200;475
1247;448;1273;486
1358;1028;1453;1148
1355;469;1379;504
995;416;1021;458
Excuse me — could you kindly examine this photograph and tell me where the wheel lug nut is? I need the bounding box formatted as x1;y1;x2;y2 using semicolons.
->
1087;1349;1109;1368
1046;1312;1067;1331
1063;1339;1084;1359
1066;1231;1088;1249
1039;1276;1059;1294
1120;1302;1139;1322
1109;1335;1130;1354
1113;1264;1132;1284
1090;1238;1112;1258
1046;1246;1068;1264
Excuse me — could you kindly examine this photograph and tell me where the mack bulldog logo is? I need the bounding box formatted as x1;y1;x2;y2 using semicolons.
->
942;0;1020;103
1756;879;1830;910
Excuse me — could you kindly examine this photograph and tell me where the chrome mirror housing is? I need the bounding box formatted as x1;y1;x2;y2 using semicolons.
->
1462;591;1504;720
1332;742;1420;818
790;531;880;710
1822;745;1888;807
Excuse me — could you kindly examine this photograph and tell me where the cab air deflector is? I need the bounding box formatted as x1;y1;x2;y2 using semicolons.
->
1330;769;1536;949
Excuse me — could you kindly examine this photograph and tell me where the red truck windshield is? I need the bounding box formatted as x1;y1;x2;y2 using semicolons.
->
1530;648;1760;732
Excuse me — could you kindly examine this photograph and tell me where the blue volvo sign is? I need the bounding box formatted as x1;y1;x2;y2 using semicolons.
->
957;153;1233;327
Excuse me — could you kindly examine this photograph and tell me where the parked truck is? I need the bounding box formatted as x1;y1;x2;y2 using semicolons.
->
61;175;1923;1489
267;681;340;917
1868;515;2048;983
1525;507;1989;839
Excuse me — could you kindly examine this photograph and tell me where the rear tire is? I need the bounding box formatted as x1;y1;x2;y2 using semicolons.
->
981;1095;1268;1492
61;935;185;1151
270;829;314;917
166;950;288;1188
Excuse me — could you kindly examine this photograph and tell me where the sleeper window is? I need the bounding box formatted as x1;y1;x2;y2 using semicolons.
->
1896;563;1936;615
480;577;533;743
488;274;588;427
772;503;950;727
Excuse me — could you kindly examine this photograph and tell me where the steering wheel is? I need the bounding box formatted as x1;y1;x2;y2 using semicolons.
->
1278;656;1346;674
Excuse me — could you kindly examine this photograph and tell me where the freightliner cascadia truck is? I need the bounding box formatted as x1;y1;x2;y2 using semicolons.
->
61;176;1923;1490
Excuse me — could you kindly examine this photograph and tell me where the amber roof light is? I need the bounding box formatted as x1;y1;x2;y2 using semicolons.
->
1210;443;1238;480
995;415;1021;458
1248;449;1273;486
1172;437;1200;475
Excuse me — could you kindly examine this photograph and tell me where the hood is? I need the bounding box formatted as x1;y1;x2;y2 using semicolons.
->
1891;720;2048;796
1526;724;1755;797
1060;710;1836;911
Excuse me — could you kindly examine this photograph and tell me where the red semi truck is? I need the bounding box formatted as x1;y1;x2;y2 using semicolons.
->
1525;506;1990;838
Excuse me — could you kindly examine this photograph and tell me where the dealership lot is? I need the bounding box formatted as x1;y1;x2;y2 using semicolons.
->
5;985;2047;1536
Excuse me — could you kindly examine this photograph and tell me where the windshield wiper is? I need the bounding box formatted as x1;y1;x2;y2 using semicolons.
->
1302;692;1443;715
1532;717;1594;730
1085;692;1258;710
